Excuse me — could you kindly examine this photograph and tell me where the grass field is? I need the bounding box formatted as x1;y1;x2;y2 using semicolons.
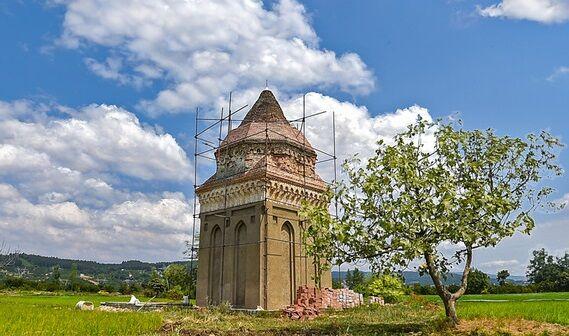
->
0;293;163;335
1;291;568;335
456;292;569;326
424;292;569;326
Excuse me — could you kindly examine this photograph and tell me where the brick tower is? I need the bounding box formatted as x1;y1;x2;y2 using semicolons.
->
195;90;332;310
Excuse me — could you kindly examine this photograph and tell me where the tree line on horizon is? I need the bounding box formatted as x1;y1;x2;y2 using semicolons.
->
332;247;569;298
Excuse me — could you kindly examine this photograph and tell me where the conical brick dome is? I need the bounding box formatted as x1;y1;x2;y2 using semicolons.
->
198;90;324;193
221;90;314;151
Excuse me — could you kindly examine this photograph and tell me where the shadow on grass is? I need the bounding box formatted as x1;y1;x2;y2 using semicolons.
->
165;321;435;336
274;322;432;335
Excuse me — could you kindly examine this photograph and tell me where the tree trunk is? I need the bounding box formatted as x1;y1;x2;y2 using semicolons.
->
424;246;473;327
444;298;459;325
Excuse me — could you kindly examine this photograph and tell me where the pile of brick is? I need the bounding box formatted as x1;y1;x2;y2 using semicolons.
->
336;288;364;308
282;304;319;320
282;286;368;320
368;296;384;305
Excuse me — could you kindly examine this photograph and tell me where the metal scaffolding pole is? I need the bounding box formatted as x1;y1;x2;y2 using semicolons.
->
189;107;199;300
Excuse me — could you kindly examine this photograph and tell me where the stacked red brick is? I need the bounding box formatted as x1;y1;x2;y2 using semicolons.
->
283;286;366;320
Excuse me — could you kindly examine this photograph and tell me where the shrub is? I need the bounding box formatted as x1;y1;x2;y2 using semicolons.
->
166;285;184;300
365;274;406;303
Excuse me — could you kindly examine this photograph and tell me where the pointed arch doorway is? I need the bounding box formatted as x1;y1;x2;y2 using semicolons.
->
279;222;295;305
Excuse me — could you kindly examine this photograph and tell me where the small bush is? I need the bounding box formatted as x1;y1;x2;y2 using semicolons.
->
166;285;184;300
365;274;406;303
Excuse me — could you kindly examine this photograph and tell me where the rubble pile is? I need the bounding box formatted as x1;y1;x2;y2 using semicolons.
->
368;296;384;305
282;286;369;320
336;288;364;308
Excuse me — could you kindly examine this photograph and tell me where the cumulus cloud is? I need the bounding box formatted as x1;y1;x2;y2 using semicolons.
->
84;57;147;88
0;100;192;182
0;100;194;261
284;93;430;168
478;0;569;24
284;92;432;182
55;0;375;115
0;183;191;262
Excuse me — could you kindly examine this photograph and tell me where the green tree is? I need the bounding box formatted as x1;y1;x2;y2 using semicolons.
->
147;269;166;297
302;119;562;325
527;249;569;291
164;264;191;293
301;208;336;288
466;269;491;294
345;268;366;291
496;269;510;286
365;273;406;303
47;265;61;291
68;263;79;291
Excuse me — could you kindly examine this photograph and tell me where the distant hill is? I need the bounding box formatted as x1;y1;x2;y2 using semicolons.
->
2;253;525;287
1;253;192;285
332;270;526;285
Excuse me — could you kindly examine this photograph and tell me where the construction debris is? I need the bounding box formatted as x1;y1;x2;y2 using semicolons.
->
283;286;373;320
369;296;384;305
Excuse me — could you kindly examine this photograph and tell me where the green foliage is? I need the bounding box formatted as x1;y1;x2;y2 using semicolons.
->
146;269;166;297
345;268;366;291
496;270;510;286
409;283;438;295
300;197;336;288
365;274;406;303
166;285;184;300
164;264;191;294
3;253;193;289
68;263;79;291
302;118;563;322
466;269;491;294
332;278;343;289
51;265;61;282
527;248;569;292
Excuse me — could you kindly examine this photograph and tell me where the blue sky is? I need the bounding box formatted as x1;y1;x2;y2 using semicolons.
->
0;0;568;275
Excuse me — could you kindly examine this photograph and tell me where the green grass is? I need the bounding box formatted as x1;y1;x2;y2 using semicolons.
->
1;292;568;335
0;293;163;336
161;302;443;335
459;292;569;301
424;292;569;326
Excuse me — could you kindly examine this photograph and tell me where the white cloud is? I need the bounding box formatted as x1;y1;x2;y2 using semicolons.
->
0;100;195;261
282;92;433;182
55;0;375;115
547;66;569;81
0;183;191;262
289;94;431;155
0;101;192;182
478;0;569;24
84;57;147;88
